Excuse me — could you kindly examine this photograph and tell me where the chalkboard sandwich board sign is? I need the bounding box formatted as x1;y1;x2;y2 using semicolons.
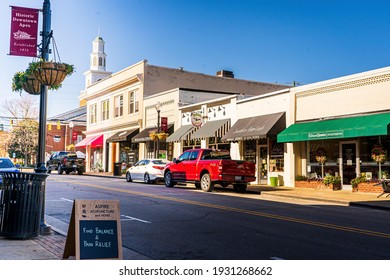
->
63;199;122;260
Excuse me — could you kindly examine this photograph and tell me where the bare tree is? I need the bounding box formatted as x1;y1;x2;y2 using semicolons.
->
1;95;39;120
1;95;39;165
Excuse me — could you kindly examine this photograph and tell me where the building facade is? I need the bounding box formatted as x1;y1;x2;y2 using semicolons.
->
278;67;390;189
77;37;289;172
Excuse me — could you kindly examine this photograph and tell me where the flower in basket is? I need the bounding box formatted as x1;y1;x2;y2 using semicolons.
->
371;144;386;163
157;132;169;140
149;129;158;140
28;59;75;87
315;147;327;164
12;69;62;95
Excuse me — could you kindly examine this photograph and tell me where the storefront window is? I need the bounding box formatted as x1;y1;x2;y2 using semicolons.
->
119;142;138;167
243;140;256;163
308;140;339;176
269;138;284;172
360;136;390;179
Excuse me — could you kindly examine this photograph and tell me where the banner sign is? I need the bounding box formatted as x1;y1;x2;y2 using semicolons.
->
9;6;39;57
161;117;168;132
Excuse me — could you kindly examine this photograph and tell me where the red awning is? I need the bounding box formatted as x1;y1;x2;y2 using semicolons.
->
75;135;103;148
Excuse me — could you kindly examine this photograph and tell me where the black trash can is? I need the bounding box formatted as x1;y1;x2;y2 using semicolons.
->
113;162;122;176
0;172;48;239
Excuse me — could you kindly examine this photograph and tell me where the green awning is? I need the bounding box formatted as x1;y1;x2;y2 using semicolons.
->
277;112;390;143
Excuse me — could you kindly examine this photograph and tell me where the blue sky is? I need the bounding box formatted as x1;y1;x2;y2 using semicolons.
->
1;0;390;122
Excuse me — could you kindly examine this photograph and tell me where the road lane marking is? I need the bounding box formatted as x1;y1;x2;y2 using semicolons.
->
121;215;151;223
55;181;390;239
61;198;74;203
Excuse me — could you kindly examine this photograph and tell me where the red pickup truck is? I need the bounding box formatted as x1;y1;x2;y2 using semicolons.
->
164;148;256;192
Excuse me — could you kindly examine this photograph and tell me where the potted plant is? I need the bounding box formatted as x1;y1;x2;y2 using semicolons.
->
315;147;327;178
29;59;75;87
323;175;342;190
371;143;387;179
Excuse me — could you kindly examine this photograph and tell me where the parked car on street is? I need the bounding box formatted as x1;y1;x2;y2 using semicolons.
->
46;151;85;175
0;158;20;185
125;159;167;184
164;148;256;192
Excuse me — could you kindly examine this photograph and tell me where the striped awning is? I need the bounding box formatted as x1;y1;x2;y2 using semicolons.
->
166;125;197;142
191;119;230;140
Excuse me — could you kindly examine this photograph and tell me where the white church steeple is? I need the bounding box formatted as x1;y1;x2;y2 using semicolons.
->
84;35;112;87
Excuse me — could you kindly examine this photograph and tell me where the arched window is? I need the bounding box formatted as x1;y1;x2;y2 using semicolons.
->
99;57;103;66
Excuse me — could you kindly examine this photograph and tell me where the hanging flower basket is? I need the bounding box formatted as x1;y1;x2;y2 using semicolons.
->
29;60;74;87
149;129;158;140
371;144;386;163
12;70;63;95
157;132;169;140
12;71;41;95
21;75;41;95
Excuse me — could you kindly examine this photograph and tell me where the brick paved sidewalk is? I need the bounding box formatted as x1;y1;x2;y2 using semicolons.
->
34;231;67;259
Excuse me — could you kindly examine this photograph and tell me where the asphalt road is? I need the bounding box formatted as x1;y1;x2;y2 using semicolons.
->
44;174;390;260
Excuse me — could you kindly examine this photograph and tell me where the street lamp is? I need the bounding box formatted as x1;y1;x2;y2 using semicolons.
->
69;121;74;151
155;101;161;159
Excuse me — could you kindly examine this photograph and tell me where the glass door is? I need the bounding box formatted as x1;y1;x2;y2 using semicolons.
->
340;141;357;187
258;145;268;184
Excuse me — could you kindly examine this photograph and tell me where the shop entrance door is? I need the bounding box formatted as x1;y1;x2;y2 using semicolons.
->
258;145;268;184
340;141;357;188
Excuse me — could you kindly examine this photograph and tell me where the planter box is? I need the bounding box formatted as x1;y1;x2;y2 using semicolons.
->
354;182;382;193
295;181;340;191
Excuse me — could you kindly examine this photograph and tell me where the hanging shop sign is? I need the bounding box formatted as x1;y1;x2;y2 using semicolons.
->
9;6;39;57
191;112;203;127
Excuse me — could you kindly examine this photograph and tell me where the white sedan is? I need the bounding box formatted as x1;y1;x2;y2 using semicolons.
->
125;159;167;184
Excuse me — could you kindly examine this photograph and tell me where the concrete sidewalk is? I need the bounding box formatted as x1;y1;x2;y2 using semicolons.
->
1;172;389;260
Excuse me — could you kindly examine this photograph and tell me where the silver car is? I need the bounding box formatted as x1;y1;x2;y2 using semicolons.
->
0;158;20;185
125;159;167;184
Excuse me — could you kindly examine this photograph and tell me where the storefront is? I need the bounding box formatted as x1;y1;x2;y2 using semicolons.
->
132;125;174;160
273;66;390;190
75;134;104;171
222;112;286;185
106;128;139;170
278;112;390;187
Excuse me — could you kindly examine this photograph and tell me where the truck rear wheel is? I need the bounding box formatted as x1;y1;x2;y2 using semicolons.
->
164;171;175;188
200;173;214;192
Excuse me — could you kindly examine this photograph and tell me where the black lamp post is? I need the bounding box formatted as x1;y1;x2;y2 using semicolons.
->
34;0;52;235
155;101;161;159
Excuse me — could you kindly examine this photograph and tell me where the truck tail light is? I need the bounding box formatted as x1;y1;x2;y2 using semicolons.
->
218;163;223;173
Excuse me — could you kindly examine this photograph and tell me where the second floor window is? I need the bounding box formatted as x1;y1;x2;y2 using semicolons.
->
129;91;139;114
102;99;109;121
114;95;123;118
89;103;97;124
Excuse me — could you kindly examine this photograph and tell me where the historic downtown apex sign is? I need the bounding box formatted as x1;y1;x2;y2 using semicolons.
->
9;6;39;57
